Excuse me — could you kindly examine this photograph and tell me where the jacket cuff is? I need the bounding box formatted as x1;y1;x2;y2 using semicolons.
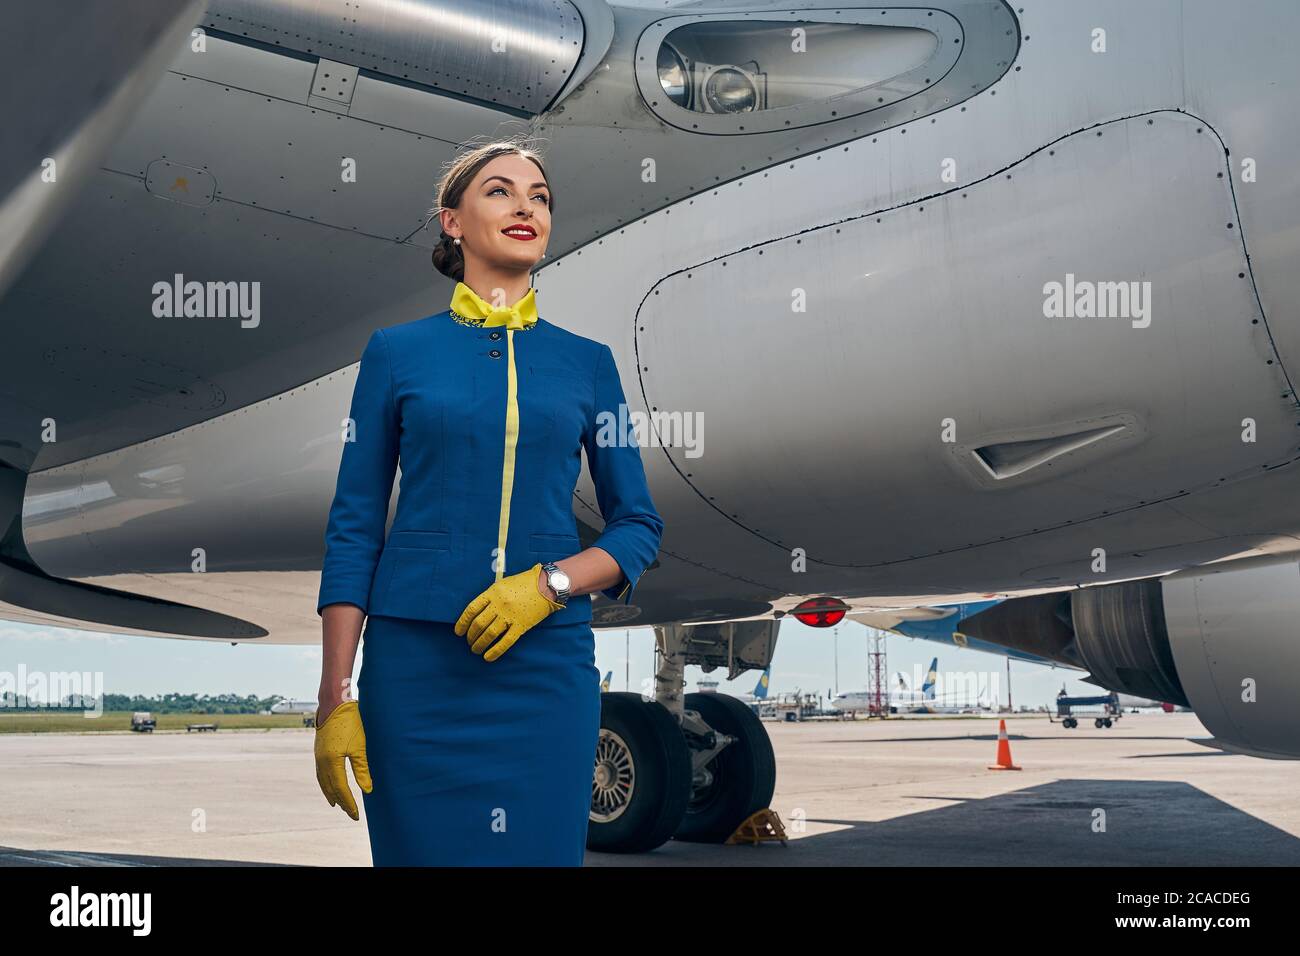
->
591;540;644;605
316;586;369;617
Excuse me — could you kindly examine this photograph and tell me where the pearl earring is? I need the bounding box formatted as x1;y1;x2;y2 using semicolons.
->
453;238;461;245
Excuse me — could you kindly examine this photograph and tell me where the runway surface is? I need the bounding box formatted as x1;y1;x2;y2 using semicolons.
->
3;713;1297;866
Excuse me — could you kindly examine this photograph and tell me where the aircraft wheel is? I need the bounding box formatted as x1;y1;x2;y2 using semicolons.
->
587;692;692;854
675;693;777;843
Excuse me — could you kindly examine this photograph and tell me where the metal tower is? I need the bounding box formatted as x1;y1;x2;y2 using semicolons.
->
866;627;888;718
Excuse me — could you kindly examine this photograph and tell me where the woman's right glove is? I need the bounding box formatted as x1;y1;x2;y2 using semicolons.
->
314;700;372;820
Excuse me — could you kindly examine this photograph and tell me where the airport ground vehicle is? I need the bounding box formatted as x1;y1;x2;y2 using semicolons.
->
1052;693;1122;729
129;712;155;733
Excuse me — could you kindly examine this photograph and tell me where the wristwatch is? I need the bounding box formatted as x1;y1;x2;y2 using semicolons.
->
541;562;570;606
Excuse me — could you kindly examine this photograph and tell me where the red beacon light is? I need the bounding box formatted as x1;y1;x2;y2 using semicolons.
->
790;597;849;628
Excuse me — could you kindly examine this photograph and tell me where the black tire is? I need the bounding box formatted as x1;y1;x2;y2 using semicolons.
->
675;693;777;844
587;692;692;854
1094;718;1104;728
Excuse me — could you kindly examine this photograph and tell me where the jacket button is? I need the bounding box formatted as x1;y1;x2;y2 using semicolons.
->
489;331;501;340
489;349;501;358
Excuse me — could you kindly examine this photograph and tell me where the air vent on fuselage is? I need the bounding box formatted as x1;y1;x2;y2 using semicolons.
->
972;424;1128;480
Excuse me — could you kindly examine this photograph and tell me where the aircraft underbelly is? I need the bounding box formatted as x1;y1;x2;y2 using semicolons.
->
640;112;1293;567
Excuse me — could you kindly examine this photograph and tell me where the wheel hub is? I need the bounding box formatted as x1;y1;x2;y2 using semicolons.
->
590;728;635;823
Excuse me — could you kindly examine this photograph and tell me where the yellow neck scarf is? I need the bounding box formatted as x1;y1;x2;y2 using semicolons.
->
449;281;538;330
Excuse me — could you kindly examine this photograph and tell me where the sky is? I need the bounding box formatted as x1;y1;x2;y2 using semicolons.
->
0;615;1103;710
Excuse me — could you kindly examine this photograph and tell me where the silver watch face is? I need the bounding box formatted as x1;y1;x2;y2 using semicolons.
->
549;569;571;593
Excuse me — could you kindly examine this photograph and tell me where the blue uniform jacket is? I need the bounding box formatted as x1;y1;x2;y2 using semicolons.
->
317;308;664;627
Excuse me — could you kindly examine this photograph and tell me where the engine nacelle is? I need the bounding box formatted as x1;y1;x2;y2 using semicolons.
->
1161;557;1300;759
957;557;1300;758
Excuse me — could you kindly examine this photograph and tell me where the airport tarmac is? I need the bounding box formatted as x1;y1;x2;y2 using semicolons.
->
2;713;1298;866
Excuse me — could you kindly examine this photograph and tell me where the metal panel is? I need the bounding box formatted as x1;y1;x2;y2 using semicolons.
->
144;159;216;206
203;0;587;113
307;58;359;114
632;113;1287;566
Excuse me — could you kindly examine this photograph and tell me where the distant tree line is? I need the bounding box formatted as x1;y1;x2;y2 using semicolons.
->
0;692;284;714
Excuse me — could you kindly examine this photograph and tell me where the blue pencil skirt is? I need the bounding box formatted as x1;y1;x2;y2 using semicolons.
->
356;613;601;866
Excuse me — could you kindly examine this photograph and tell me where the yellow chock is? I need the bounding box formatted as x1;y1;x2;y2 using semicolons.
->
725;808;789;846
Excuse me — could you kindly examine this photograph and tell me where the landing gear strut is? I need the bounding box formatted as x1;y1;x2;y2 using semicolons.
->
676;691;776;843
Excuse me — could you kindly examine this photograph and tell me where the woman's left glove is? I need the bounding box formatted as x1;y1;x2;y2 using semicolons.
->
455;561;565;661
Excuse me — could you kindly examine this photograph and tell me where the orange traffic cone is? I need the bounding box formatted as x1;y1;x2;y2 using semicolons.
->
988;718;1022;770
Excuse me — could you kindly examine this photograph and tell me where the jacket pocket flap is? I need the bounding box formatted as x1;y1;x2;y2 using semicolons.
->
386;530;451;550
529;532;580;552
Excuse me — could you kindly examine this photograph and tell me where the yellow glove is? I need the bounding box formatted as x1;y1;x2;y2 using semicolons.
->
313;699;372;820
455;561;565;661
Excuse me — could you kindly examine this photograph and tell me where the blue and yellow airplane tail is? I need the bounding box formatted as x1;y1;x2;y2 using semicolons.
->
922;658;938;700
752;666;771;700
600;670;613;692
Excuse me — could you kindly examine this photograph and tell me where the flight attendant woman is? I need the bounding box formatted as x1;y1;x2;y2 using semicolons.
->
312;139;664;865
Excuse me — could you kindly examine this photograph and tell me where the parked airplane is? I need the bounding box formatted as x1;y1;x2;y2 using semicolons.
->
832;657;937;714
832;657;995;714
5;1;1300;857
735;667;772;704
269;698;317;716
